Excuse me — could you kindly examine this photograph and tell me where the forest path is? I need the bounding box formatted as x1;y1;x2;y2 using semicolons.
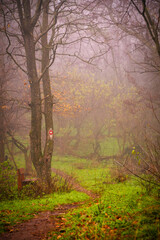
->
0;169;98;240
52;168;99;199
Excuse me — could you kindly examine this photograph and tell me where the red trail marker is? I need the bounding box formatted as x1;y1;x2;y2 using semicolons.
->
49;129;53;140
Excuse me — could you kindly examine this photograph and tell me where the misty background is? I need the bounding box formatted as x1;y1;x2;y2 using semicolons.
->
0;0;160;181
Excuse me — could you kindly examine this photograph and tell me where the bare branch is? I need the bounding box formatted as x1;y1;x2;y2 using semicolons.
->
38;44;58;82
1;5;27;74
16;0;25;29
114;159;160;186
31;0;43;28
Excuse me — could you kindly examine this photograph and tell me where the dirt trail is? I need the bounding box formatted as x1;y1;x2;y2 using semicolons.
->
0;203;82;240
0;169;98;240
52;168;98;199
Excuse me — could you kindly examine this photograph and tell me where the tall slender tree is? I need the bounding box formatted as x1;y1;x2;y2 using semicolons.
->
0;52;5;163
0;0;105;185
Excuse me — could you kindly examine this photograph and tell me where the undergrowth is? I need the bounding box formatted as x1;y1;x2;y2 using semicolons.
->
48;180;160;240
1;156;160;239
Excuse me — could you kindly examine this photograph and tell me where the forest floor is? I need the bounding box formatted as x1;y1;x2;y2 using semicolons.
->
0;169;98;240
1;158;159;240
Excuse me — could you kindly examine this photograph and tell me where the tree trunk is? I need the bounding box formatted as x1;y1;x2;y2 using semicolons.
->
16;0;54;185
6;141;18;170
15;0;43;179
7;131;32;174
41;1;54;186
24;31;42;178
0;98;5;163
24;151;32;176
0;57;5;162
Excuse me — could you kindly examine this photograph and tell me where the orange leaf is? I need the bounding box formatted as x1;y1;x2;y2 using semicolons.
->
132;221;138;225
104;225;110;229
2;105;7;109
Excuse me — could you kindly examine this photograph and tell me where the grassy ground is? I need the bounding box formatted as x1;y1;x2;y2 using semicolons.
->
0;191;89;234
52;156;111;192
50;156;160;240
48;181;160;239
0;156;160;239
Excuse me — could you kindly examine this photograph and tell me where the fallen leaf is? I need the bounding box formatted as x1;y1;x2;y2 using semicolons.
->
132;221;138;225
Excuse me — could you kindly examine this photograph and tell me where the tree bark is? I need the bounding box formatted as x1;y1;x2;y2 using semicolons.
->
41;1;54;186
0;57;5;162
24;33;42;178
7;132;32;174
24;151;32;175
17;0;43;179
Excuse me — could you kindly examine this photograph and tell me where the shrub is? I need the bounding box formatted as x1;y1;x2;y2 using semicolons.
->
137;174;160;196
19;174;73;199
0;161;17;200
0;161;73;200
110;166;129;183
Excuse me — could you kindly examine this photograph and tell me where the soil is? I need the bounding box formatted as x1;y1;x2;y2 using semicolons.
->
52;168;99;199
0;168;98;240
0;203;82;240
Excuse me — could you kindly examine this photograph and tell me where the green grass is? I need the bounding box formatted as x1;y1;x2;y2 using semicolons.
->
74;167;110;192
0;191;89;234
52;156;111;192
1;155;160;239
48;180;160;240
49;156;160;239
52;155;78;174
100;137;120;156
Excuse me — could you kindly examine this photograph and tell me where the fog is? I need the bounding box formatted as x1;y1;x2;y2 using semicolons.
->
0;0;159;181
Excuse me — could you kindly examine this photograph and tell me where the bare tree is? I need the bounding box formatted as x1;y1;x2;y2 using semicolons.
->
97;0;160;182
0;0;108;186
